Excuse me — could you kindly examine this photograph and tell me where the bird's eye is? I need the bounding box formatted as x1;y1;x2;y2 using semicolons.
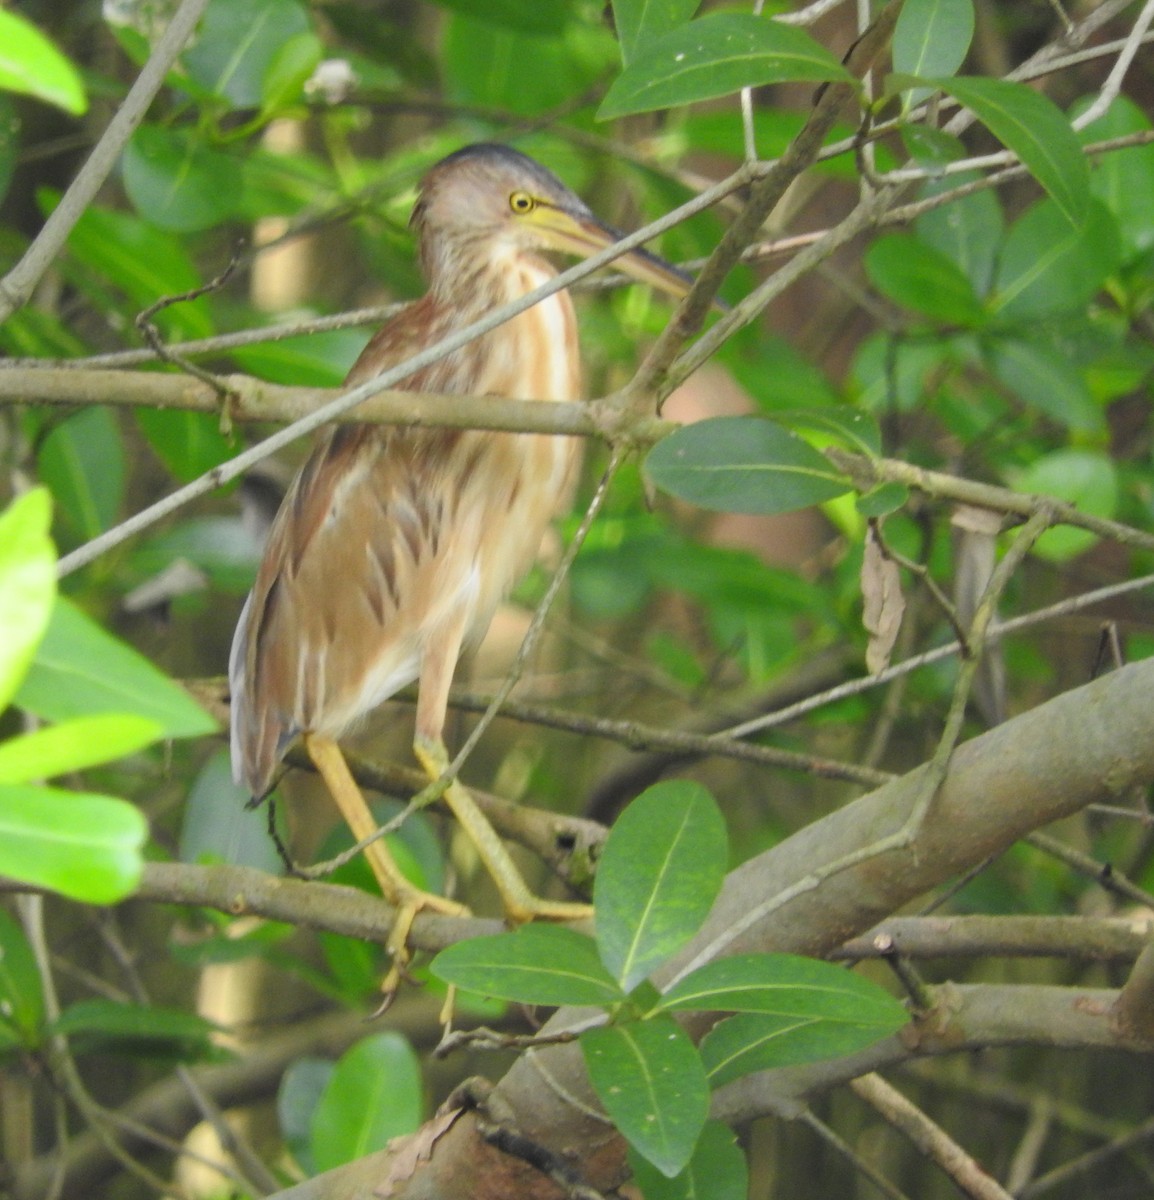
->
509;191;536;214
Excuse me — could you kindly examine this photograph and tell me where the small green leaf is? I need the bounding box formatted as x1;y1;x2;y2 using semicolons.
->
770;407;882;456
1010;450;1118;562
909;75;1090;226
655;954;909;1025
701;1007;901;1088
278;1057;333;1174
311;1032;422;1172
122;125;241;233
51;1000;219;1059
0;10;87;115
598;14;852;120
594;781;726;993
613;0;701;65
37;407;125;543
1076;95;1154;261
990;198;1121;321
646;416;851;516
581;1016;708;1177
431;925;624;1007
856;482;909;518
135;409;234;485
915;167;1004;296
0;488;55;712
260;31;323;113
628;1119;748;1200
0;714;163;784
0;784;147;904
17;598;217;738
866;233;987;326
987;338;1102;432
892;0;973;88
0;909;45;1049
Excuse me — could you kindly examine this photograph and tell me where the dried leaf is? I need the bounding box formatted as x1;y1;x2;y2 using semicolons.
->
375;1106;464;1198
862;526;905;674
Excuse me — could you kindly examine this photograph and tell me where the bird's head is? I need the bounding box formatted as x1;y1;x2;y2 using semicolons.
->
412;143;695;301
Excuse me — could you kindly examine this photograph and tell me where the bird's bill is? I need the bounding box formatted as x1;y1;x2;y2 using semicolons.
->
532;206;695;302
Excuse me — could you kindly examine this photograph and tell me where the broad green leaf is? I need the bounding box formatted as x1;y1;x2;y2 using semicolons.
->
0;783;147;903
645;416;851;516
122;125;241;232
1010;449;1118;562
0;10;87;115
613;0;701;65
701;1008;901;1088
311;1032;422;1172
260;32;323;113
132;516;261;594
866;232;987;326
0;909;45;1049
431;925;623;1007
37;407;125;543
182;0;312;107
986;338;1102;432
581;1016;708;1177
135;409;234;485
910;75;1090;226
52;1000;219;1058
0;488;55;712
892;0;973;86
655;955;908;1027
1075;95;1154;261
16;597;217;738
598;14;852;121
0;714;162;784
628;1119;748;1200
916;168;1004;296
990;198;1121;321
594;781;726;992
433;0;574;35
278;1057;334;1174
179;750;285;873
770;407;882;456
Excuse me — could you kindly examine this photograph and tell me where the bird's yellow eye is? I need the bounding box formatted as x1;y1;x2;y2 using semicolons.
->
509;191;536;214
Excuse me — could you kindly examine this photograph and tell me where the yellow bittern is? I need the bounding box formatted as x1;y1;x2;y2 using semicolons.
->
229;143;692;971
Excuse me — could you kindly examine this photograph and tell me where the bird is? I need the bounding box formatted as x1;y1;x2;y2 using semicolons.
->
228;143;694;978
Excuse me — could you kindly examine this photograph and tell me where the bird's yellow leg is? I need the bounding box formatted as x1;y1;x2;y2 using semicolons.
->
413;735;593;926
304;733;468;992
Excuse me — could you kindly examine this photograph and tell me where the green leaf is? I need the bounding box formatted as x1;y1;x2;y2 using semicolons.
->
581;1016;708;1177
655;955;909;1026
856;482;909;518
278;1057;333;1174
0;488;55;712
16;598;217;738
628;1119;748;1200
179;749;285;873
700;1007;900;1088
52;999;219;1059
0;94;20;207
433;0;575;35
612;0;701;65
892;0;973;87
770;407;882;456
0;783;147;903
135;409;234;485
986;338;1102;432
182;0;312;107
645;416;851;516
0;714;163;784
311;1032;422;1172
598;14;852;120
0;909;45;1049
122;125;241;233
866;232;987;326
37;407;125;544
1076;95;1154;261
915;167;1004;296
1010;449;1118;562
594;781;727;993
990;198;1121;321
260;31;323;113
0;10;87;115
910;75;1090;226
431;925;624;1007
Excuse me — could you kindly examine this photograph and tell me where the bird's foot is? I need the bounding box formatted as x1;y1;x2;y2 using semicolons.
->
375;883;470;1012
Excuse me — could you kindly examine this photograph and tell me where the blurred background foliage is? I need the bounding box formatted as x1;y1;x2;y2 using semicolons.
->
2;0;1154;1196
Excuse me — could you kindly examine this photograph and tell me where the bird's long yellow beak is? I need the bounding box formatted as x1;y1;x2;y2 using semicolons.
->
530;205;696;302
